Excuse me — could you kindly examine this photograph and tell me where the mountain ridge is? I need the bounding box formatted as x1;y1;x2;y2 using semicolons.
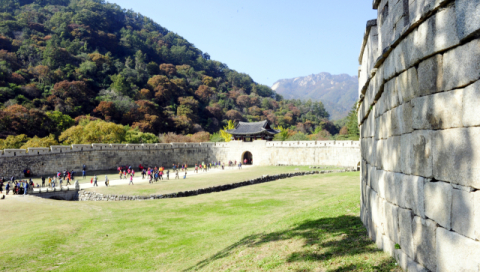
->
272;72;358;120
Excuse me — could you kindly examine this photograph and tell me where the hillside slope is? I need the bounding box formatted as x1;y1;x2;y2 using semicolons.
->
272;73;358;120
0;0;331;141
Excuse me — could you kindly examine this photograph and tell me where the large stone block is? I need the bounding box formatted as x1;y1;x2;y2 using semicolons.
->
384;51;397;81
383;234;396;257
436;227;480;271
455;0;480;41
398;208;414;258
410;130;433;177
463;80;480;127
412;4;459;65
424;180;452;229
443;39;480;91
389;106;401;137
399;102;413;134
372;168;385;198
412;216;437;271
384;136;401;172
451;188;475;239
403;174;425;218
381;111;391;139
384;201;400;244
374;116;381;140
396;67;418;103
393;42;407;75
433;127;480;189
374;66;385;100
383;171;397;204
384;78;399;112
476;191;480;241
394;249;429;272
400;133;413;175
412;88;463;130
417;54;443;96
375;139;385;169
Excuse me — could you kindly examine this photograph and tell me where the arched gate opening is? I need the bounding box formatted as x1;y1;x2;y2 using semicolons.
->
242;151;253;165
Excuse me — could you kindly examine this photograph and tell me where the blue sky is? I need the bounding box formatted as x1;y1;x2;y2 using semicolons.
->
107;0;377;86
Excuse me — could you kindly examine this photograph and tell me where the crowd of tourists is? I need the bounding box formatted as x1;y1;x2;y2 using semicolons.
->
0;160;252;196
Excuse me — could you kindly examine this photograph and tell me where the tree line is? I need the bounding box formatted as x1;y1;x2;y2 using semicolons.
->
0;0;358;149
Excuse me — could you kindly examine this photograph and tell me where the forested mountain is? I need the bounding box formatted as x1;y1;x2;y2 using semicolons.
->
271;73;358;120
0;0;336;143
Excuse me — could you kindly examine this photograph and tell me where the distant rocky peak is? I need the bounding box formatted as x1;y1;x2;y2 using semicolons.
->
271;72;358;120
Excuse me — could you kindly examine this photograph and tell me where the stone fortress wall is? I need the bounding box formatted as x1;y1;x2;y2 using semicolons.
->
0;140;360;177
358;0;480;271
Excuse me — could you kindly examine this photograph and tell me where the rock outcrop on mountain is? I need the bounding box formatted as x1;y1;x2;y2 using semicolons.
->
272;73;358;120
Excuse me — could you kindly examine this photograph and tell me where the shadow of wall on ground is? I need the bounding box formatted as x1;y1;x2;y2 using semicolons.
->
185;215;398;272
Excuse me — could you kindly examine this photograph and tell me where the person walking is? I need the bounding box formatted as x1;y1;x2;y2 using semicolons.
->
105;175;109;187
129;175;134;185
82;169;86;179
41;176;45;187
24;181;28;195
166;169;170;180
175;170;179;179
5;182;10;195
93;175;98;187
66;176;71;186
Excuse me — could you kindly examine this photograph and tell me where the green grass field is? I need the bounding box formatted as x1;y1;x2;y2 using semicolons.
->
85;166;341;196
0;170;398;271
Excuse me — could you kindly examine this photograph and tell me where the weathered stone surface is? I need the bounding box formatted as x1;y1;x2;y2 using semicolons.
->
374;66;385;99
398;208;414;258
383;136;401;172
424;180;452;229
433;127;480;189
417;54;443;96
412;5;459;66
462;80;480;127
456;0;480;41
451;188;475;239
394;248;429;272
394;37;410;74
384;78;399;112
412;88;463;130
404;174;425;218
389;106;401;137
384;201;400;244
443;39;480;91
476;190;480;241
383;51;396;80
383;234;396;257
399;102;413;134
436;227;480;272
369;189;381;241
396;67;418;103
383;171;396;204
376;139;386;170
412;216;437;272
410;130;433;178
380;111;391;139
400;133;412;175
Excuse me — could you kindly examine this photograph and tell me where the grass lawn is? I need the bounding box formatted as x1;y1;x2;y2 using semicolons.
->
24;166;342;187
0;170;398;271
84;165;342;196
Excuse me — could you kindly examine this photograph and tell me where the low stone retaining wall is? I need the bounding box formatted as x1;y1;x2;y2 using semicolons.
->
79;170;354;201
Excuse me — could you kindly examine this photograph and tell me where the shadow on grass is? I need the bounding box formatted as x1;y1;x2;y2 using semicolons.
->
185;215;397;271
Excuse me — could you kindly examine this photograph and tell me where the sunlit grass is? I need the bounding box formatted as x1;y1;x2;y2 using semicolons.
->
0;170;398;271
